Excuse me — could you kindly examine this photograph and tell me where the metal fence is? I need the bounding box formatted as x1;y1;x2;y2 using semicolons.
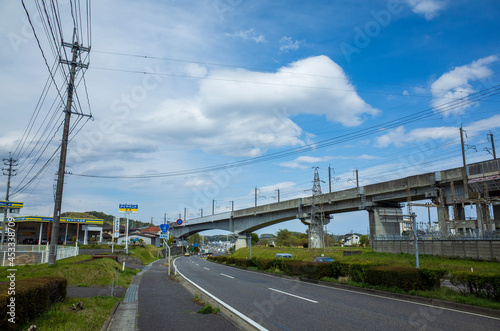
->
1;245;79;266
374;232;500;241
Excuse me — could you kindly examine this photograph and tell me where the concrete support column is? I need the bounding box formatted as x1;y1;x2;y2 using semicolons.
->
436;188;450;236
454;203;465;221
476;202;491;233
493;204;500;231
235;233;249;250
368;206;403;245
299;217;330;249
84;225;88;245
38;223;43;245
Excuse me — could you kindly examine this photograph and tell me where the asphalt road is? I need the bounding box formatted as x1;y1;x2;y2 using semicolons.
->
174;256;500;331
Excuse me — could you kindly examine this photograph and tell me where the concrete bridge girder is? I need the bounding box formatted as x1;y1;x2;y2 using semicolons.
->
169;165;499;248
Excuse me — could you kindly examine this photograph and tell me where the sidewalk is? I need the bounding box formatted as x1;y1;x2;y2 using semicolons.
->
103;259;237;331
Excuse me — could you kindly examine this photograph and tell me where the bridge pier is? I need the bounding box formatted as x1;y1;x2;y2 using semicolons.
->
235;233;250;250
300;217;330;249
494;204;500;231
368;206;403;245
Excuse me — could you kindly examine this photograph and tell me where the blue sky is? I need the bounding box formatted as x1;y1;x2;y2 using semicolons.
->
1;0;499;236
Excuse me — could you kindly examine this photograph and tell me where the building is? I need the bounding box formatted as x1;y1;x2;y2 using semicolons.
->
117;231;160;247
10;216;104;245
343;233;363;246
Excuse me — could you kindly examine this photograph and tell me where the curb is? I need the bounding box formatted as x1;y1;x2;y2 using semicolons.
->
101;301;121;331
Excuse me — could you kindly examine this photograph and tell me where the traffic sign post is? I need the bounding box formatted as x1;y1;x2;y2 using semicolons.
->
119;204;138;255
160;223;170;233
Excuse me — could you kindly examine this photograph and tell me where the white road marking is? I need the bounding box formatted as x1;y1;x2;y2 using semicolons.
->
220;273;235;279
269;288;318;303
204;267;210;270
173;258;268;331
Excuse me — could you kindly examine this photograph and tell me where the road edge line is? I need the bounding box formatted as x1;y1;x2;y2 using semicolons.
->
173;257;268;331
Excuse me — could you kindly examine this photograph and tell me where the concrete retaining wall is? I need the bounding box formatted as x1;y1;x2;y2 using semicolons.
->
373;240;500;261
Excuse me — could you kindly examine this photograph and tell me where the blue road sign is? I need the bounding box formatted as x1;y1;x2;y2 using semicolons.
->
176;219;183;225
160;224;170;233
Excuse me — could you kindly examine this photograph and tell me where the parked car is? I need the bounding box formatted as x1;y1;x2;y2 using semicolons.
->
275;253;293;259
314;257;334;263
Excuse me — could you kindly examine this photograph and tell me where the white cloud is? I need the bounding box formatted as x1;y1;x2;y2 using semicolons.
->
279;36;301;52
138;55;378;157
430;55;498;116
375;114;500;148
405;0;448;20
279;156;331;169
226;28;266;43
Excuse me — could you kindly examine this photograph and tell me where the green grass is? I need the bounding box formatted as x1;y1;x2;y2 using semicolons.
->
18;296;118;331
233;246;500;273
0;254;138;287
128;244;161;265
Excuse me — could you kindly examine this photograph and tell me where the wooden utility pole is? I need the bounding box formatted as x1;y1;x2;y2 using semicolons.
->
48;33;90;266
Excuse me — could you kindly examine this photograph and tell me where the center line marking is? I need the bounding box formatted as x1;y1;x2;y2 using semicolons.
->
204;267;210;270
269;288;318;303
220;273;234;279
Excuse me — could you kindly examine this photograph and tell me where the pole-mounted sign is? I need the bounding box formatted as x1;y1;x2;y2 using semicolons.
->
114;216;120;238
119;204;138;213
160;223;170;233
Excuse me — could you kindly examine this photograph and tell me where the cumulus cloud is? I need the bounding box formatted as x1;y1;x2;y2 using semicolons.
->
430;55;498;116
226;28;266;43
375;114;500;148
140;56;378;157
405;0;448;20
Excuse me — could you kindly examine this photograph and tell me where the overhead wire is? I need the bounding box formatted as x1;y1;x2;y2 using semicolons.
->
92;49;496;96
12;0;92;197
68;84;500;179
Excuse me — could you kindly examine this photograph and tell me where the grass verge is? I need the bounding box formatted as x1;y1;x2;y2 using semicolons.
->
128;245;161;265
0;254;138;287
18;296;118;331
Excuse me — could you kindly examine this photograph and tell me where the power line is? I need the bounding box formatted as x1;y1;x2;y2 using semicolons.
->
68;84;500;180
92;49;496;95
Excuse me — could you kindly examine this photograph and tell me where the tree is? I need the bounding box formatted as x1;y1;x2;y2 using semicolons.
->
276;229;292;246
359;235;369;247
250;233;259;245
188;233;201;245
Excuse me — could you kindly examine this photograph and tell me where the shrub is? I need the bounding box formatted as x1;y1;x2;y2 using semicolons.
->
254;259;273;271
234;258;254;268
450;271;500;301
225;256;235;265
366;266;445;291
215;255;227;263
295;261;333;280
0;277;67;330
